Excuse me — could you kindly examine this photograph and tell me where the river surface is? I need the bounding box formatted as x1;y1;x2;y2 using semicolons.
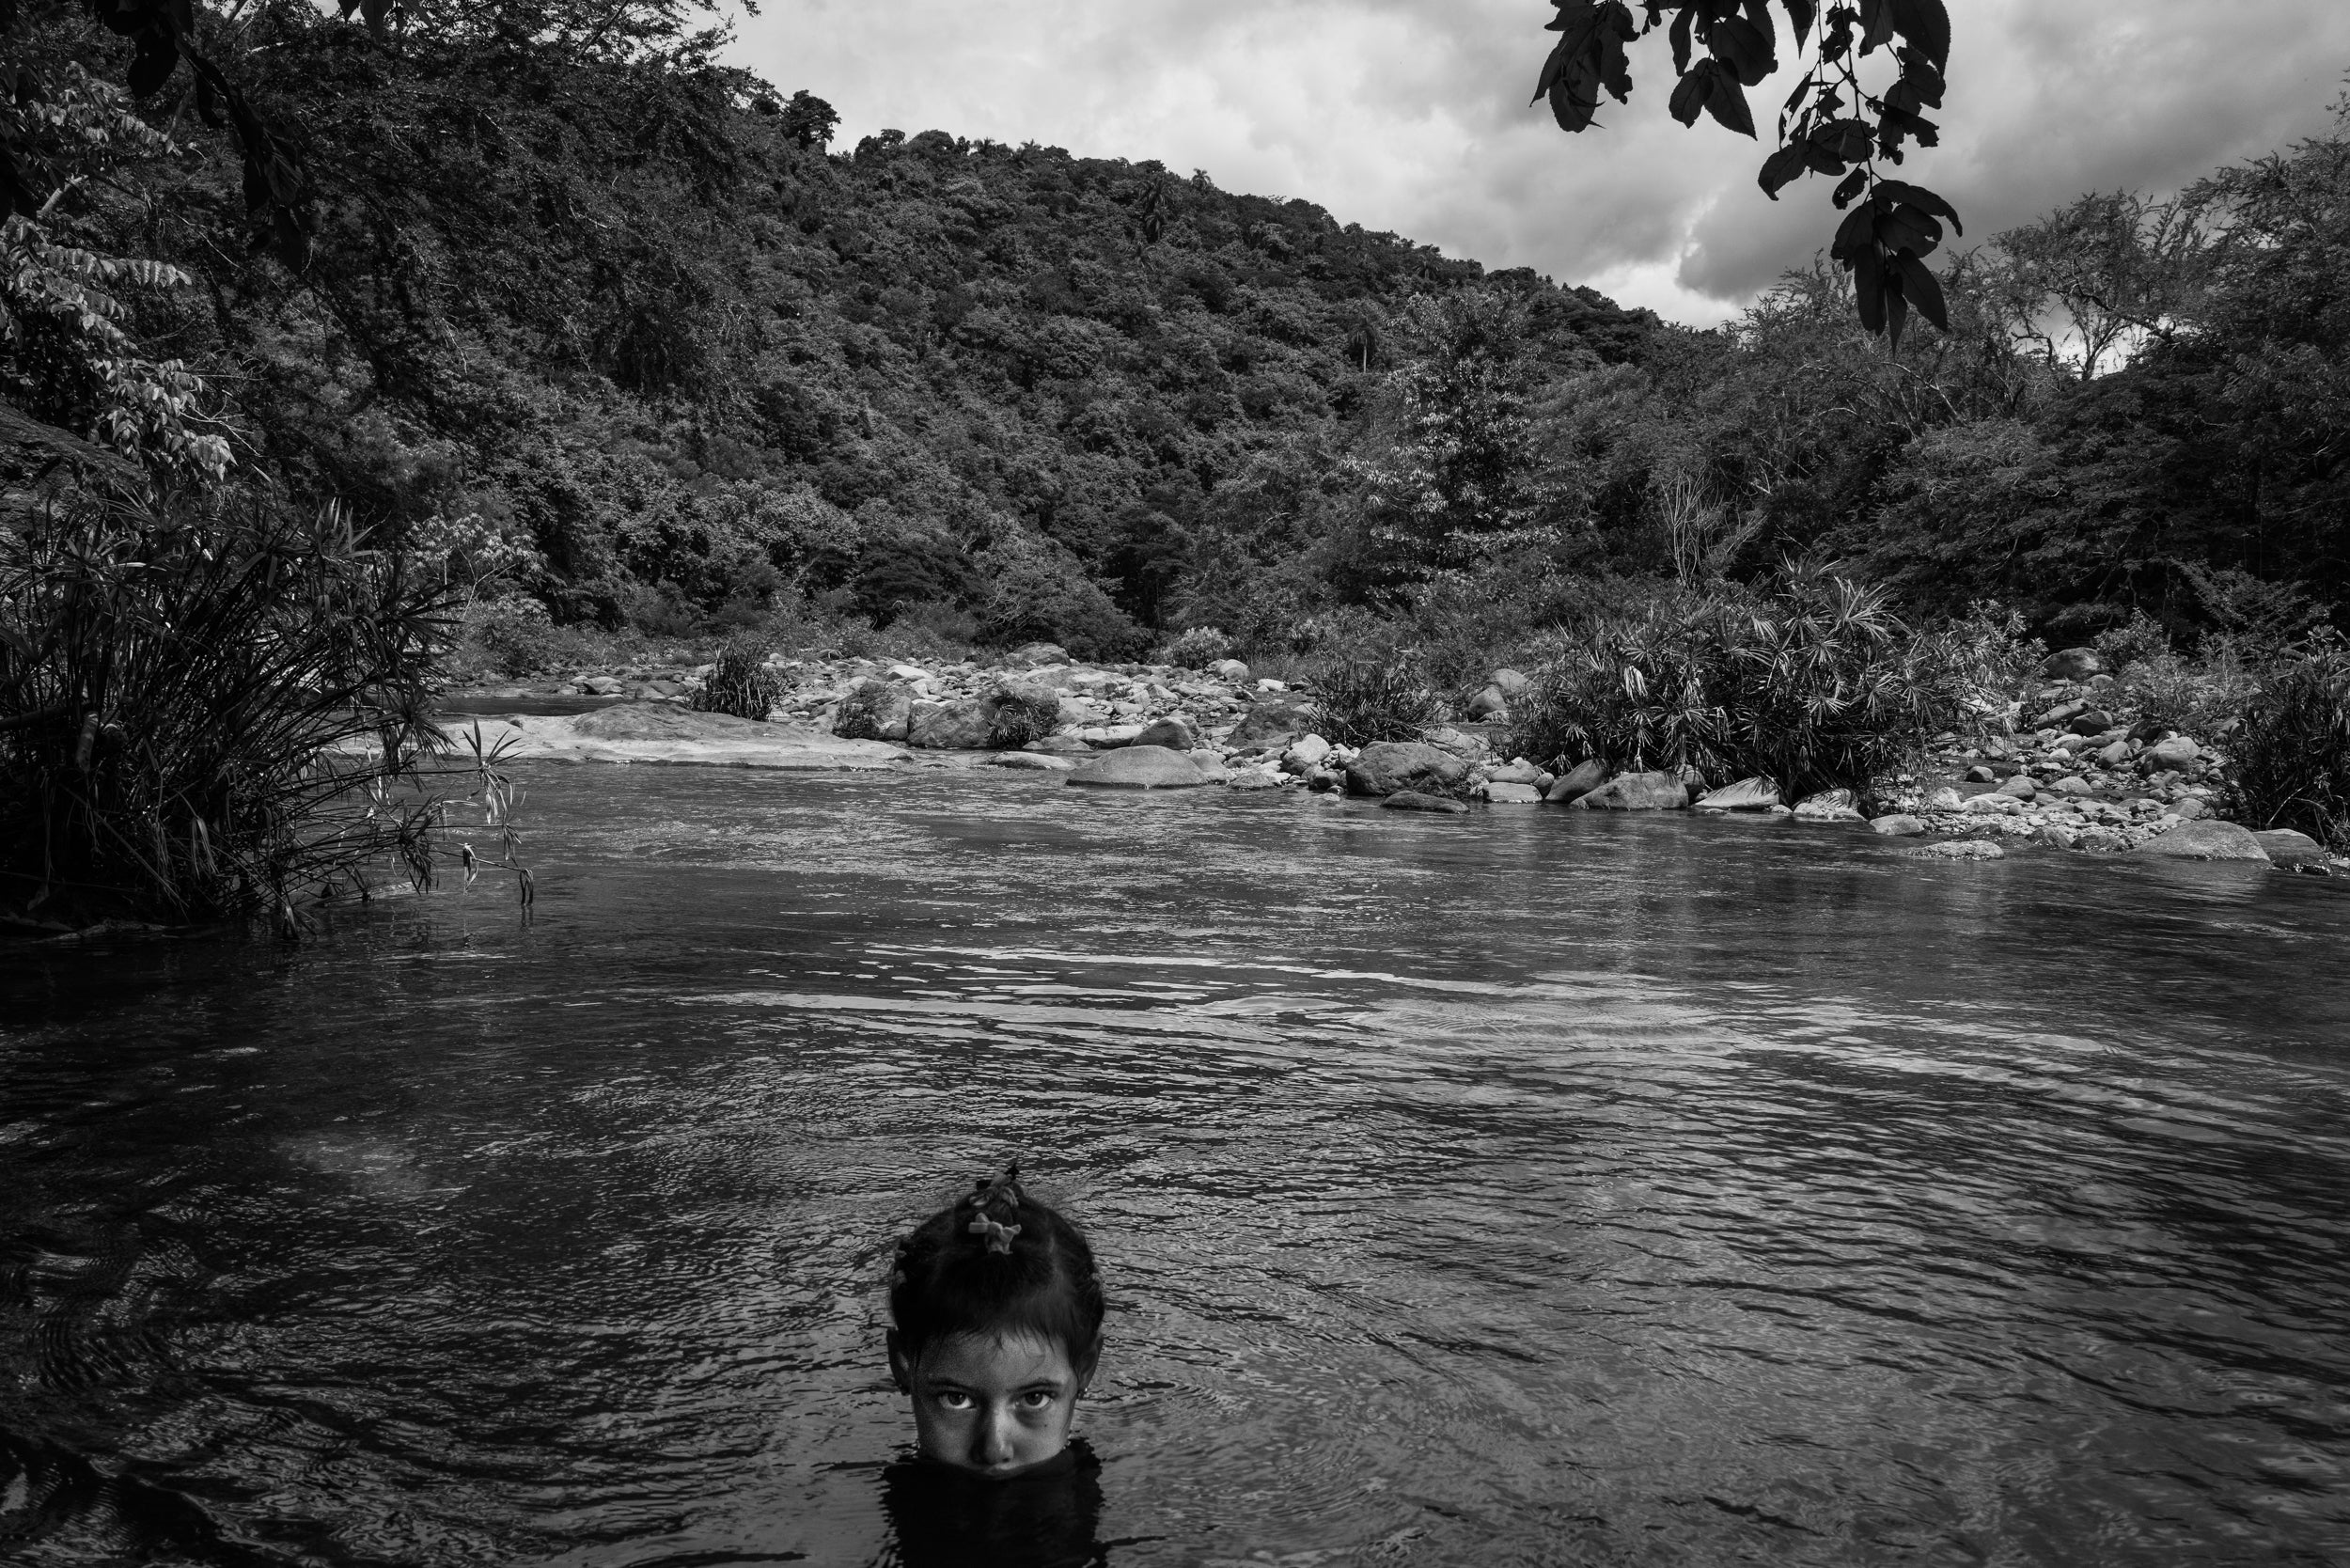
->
3;766;2347;1567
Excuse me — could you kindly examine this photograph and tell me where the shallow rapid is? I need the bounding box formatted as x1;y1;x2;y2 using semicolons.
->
3;767;2346;1565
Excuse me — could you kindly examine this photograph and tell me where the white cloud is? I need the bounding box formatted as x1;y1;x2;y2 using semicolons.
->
728;1;2350;324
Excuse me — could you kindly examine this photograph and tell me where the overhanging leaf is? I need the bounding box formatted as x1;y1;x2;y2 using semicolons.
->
1893;250;1948;331
1780;0;1815;44
1668;63;1713;127
1887;0;1950;71
1854;243;1887;333
1702;68;1757;137
1759;141;1808;197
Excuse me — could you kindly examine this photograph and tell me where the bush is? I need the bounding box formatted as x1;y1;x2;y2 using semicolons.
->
1311;656;1441;747
1511;571;2018;798
2120;644;2259;740
1160;626;1235;667
2231;632;2350;847
462;596;605;676
691;633;783;720
0;492;504;924
979;534;1144;662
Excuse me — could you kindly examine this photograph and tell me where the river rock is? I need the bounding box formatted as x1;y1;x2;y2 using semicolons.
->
1346;741;1469;798
2142;736;2201;773
1208;658;1251;683
2098;740;2134;768
2041;648;2107;682
987;751;1077;772
2173;796;2209;821
1225;767;1283;791
1382;791;1469;814
1998;775;2038;801
1580;772;1691;811
2054;776;2096;797
1546;759;1610;804
2035;823;2078;850
908;698;990;749
1282;734;1332;773
1024;734;1092;755
1961;792;2025;816
1903;839;2007;861
2036;698;2089;729
1065;745;1209;790
1925;787;1964;812
1871;814;1928;837
2253;828;2329;868
2140;820;2271;862
582;674;625;696
1467;684;1511;719
1229;701;1318;752
1480;782;1544;804
1493;668;1531;699
1133;717;1198;751
1188;748;1231;783
1007;642;1071;666
1794;789;1863;823
1485;759;1544;785
834;680;916;742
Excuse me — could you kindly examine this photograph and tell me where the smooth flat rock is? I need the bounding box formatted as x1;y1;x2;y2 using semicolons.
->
486;705;913;770
1580;772;1690;811
1901;839;2008;861
2141;820;2271;862
2253;828;2329;868
1346;741;1469;798
1381;791;1469;815
1064;745;1209;790
1480;782;1543;804
985;752;1077;772
1698;776;1782;811
1546;759;1609;804
1229;701;1317;751
1871;814;1928;837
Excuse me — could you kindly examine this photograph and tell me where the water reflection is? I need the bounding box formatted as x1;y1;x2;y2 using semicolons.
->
875;1445;1109;1568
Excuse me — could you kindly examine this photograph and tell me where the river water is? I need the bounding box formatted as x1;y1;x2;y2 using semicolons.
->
3;766;2347;1566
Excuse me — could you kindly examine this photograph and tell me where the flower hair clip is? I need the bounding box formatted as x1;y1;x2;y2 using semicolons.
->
967;1212;1023;1254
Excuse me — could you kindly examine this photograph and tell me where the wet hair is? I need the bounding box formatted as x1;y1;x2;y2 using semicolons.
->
889;1164;1104;1369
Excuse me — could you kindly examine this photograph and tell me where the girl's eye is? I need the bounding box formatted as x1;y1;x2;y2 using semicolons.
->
936;1391;976;1411
1019;1390;1057;1409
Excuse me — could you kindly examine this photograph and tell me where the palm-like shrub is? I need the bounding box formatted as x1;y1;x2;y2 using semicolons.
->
2232;633;2350;847
691;633;782;719
0;491;513;925
1310;655;1442;747
1512;571;2017;799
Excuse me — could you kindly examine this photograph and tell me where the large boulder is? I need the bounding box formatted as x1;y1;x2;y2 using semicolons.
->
1546;759;1609;804
2140;820;2272;862
1133;716;1198;751
1697;776;1781;811
1207;658;1251;683
1871;814;1928;837
833;680;916;742
906;681;1062;750
2041;648;2107;682
1382;791;1468;814
1228;700;1318;752
1281;734;1332;773
1578;772;1690;810
2253;828;2330;868
2142;735;2201;773
1466;684;1511;719
1794;789;1865;823
1480;782;1544;804
1007;642;1072;666
1492;668;1532;699
1346;741;1470;798
1065;745;1210;790
908;698;993;750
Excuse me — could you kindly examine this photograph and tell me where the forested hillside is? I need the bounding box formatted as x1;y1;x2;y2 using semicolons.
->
9;1;2350;665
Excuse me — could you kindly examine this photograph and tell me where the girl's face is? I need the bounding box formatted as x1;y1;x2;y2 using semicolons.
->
891;1330;1096;1479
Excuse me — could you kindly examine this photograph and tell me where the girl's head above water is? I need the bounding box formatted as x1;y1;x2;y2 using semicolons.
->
886;1164;1105;1480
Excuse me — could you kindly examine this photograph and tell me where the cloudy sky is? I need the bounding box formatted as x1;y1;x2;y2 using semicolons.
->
726;2;2350;325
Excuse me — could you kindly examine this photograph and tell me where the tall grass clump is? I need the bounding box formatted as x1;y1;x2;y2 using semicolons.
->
0;490;514;927
1310;655;1442;747
1512;569;2024;799
690;632;782;720
2231;632;2350;847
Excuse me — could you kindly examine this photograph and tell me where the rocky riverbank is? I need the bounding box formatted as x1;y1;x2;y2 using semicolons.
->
442;642;2348;876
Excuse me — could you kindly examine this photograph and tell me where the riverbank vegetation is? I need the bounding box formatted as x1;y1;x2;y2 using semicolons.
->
7;0;2350;921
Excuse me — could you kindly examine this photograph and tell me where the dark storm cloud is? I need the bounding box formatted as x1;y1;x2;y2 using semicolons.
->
730;1;2350;323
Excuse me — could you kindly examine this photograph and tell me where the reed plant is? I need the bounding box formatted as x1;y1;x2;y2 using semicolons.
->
1310;653;1442;747
690;631;782;719
2230;631;2350;848
0;488;523;928
1512;570;2021;800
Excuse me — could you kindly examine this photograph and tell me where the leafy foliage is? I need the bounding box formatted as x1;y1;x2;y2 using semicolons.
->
0;491;510;924
691;632;782;720
1310;656;1442;748
2231;633;2350;848
1512;570;2018;797
1536;0;1959;347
